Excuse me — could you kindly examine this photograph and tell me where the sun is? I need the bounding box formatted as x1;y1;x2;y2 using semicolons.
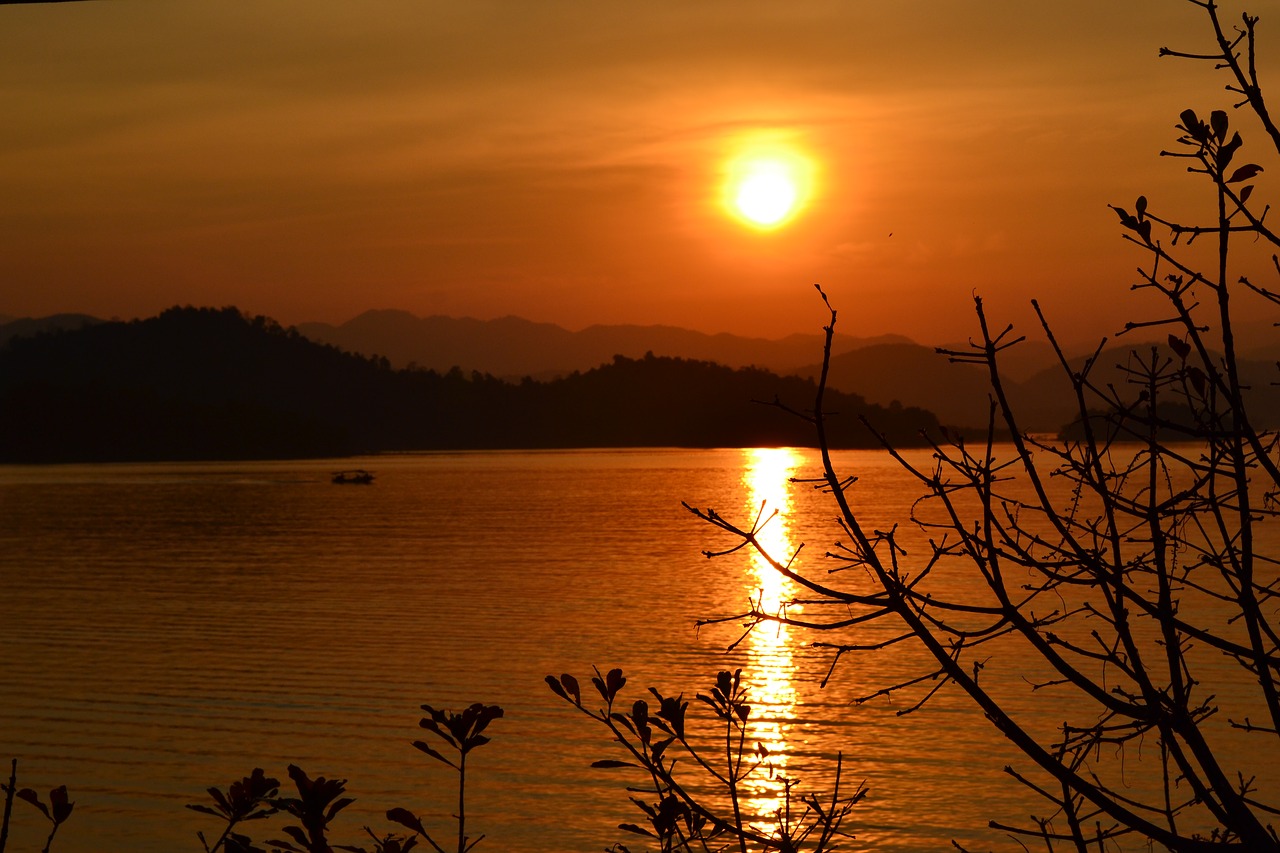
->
736;165;797;226
723;143;814;231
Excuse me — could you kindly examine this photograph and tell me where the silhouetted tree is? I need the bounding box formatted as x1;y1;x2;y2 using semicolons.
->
685;3;1280;849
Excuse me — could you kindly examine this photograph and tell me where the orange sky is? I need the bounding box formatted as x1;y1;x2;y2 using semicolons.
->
1;1;1275;346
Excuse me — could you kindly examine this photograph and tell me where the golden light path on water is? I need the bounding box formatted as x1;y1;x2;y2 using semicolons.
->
739;447;805;831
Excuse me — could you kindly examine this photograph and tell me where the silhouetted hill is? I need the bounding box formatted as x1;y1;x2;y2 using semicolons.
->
527;353;940;449
801;336;1280;434
930;338;1061;384
798;340;1075;432
294;309;911;378
801;342;1000;431
1016;343;1280;431
0;306;940;463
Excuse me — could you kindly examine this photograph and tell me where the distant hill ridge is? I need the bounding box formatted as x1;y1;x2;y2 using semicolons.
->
0;313;100;348
293;308;913;378
800;338;1280;432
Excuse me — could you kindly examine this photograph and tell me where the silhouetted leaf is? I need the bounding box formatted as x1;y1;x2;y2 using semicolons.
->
606;668;626;698
418;706;462;751
208;786;231;812
465;704;503;742
225;832;268;853
696;692;720;714
1219;131;1243;170
1228;164;1263;183
283;826;309;846
610;712;637;736
1138;220;1153;245
1211;109;1229;142
560;674;582;706
656;695;688;738
619;822;656;838
1168;335;1191;360
16;788;49;820
416;718;444;742
411;740;458;769
591;759;637;769
1135;195;1147;220
629;795;656;817
266;840;305;853
545;675;568;701
1242;184;1255;204
187;804;224;817
631;699;650;744
386;807;427;836
1111;206;1139;230
326;796;355;822
1180;108;1207;141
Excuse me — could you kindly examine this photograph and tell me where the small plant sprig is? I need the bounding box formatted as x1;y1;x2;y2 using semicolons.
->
1;771;75;853
548;667;862;852
187;768;280;853
266;764;355;853
385;702;504;853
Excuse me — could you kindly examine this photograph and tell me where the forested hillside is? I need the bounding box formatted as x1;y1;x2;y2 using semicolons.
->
0;306;940;462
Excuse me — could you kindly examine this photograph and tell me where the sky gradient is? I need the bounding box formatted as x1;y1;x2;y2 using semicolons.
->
2;1;1274;345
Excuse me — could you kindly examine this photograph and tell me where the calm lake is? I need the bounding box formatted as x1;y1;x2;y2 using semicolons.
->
0;447;1267;851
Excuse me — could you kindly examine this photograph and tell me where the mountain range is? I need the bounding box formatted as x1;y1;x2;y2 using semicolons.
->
259;309;1280;431
3;308;1277;438
0;307;941;463
293;309;919;380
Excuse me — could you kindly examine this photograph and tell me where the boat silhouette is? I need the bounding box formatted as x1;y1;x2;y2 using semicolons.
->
331;469;375;485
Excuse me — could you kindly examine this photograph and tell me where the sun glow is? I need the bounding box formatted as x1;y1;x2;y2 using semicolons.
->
723;141;815;230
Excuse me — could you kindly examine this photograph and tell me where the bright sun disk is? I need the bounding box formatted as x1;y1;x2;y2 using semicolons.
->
722;143;813;231
736;168;797;226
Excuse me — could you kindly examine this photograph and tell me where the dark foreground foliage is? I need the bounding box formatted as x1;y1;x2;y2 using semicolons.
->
547;667;862;852
2;702;503;853
2;678;857;853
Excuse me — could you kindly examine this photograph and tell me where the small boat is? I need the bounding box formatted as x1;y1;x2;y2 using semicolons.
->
332;469;375;485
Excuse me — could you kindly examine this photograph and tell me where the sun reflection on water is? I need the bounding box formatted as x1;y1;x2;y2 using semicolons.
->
739;447;805;831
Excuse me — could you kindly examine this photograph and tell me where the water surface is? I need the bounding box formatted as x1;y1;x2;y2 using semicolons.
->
3;447;1248;851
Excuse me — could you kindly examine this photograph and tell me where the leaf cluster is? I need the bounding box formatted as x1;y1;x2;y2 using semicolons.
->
548;667;862;852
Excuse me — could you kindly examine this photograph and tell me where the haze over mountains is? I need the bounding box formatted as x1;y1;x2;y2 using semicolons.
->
805;340;1280;432
293;309;916;379
289;310;1280;432
4;308;1278;439
291;310;1078;429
